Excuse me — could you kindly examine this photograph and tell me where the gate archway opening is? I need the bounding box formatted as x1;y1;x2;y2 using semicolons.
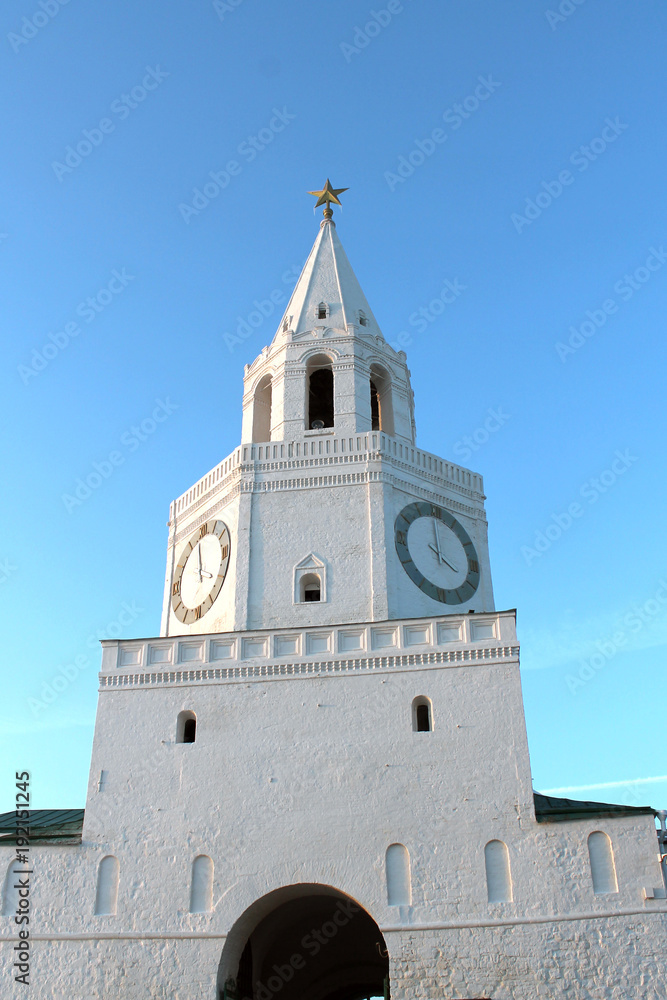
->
217;884;389;1000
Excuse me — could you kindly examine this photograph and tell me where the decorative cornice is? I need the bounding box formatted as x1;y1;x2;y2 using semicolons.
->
170;434;485;523
100;646;520;690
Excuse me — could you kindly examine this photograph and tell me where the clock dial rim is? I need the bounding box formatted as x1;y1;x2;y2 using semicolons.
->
171;519;231;624
394;501;480;605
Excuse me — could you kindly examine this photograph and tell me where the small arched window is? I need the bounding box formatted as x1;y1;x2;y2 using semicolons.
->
359;310;369;327
369;364;394;435
386;843;411;905
306;354;334;430
189;855;214;913
588;831;618;895
94;855;119;916
485;840;512;902
300;573;321;603
317;302;328;320
412;696;432;732
251;374;272;443
177;710;197;744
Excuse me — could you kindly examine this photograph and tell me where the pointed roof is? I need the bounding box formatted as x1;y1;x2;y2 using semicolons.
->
273;219;383;344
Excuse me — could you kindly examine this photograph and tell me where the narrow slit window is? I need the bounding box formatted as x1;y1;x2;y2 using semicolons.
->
317;302;328;319
416;704;430;732
412;696;433;732
177;710;197;744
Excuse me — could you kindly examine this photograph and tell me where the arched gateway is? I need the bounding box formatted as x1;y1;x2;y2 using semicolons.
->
217;885;389;1000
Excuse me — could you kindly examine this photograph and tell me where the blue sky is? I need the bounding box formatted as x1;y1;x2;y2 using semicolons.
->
1;0;666;812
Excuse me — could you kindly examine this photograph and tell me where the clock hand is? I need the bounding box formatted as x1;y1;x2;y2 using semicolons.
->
440;553;458;573
428;542;458;572
432;521;443;561
197;543;203;583
430;523;459;573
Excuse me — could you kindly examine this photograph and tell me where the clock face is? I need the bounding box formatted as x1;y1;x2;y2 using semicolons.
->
395;502;480;605
171;520;231;624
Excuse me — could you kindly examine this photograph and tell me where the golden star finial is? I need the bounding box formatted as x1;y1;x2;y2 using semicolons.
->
308;179;349;219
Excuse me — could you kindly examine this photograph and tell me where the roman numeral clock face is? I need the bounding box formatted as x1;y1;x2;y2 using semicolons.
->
171;520;231;624
395;502;480;605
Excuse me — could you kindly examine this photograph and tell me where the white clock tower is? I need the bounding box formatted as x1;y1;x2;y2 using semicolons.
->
161;190;494;637
4;186;664;1000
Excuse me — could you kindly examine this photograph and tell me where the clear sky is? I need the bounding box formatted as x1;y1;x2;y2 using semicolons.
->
1;0;666;813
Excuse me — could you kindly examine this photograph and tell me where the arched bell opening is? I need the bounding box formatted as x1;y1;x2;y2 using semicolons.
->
217;884;389;1000
369;364;394;436
306;354;334;430
252;375;273;443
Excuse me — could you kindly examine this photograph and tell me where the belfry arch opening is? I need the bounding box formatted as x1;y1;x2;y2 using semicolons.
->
369;364;394;435
307;354;334;430
252;375;273;442
217;884;389;1000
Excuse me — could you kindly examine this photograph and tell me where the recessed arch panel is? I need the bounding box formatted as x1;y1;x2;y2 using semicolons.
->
588;831;618;894
386;843;412;905
485;840;512;902
94;855;119;916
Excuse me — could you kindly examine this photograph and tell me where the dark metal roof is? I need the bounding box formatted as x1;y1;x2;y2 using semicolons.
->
0;809;84;845
534;792;655;823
